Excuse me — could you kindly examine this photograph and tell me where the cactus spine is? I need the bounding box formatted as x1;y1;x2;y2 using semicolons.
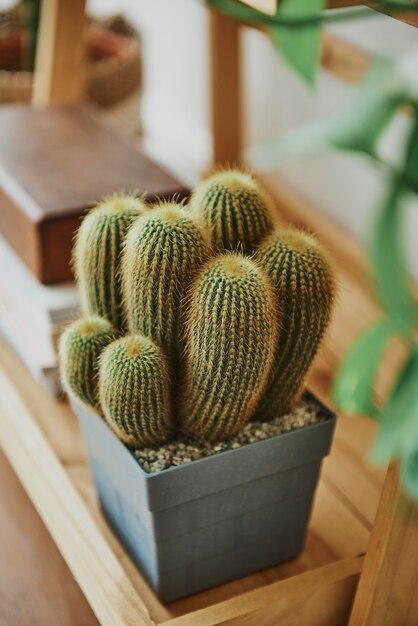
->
123;203;210;364
180;253;279;441
254;228;336;420
74;193;146;331
99;334;173;447
59;316;118;411
190;169;276;254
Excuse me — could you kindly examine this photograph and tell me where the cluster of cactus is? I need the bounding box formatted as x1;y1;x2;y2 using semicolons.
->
59;173;336;448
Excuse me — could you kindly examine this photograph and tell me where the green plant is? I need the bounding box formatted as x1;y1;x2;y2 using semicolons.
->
59;316;118;411
99;334;173;447
122;202;210;365
179;252;279;441
207;0;418;497
190;169;276;254
63;171;336;448
208;0;418;84
74;193;146;332
254;228;336;420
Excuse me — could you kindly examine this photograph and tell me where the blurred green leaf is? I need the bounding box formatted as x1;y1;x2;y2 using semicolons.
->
333;319;398;417
403;110;418;192
372;343;418;466
401;434;418;501
270;0;325;86
247;118;330;169
248;50;418;169
369;184;417;333
328;58;405;155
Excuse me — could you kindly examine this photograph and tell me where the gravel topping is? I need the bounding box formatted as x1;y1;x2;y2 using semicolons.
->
133;399;324;474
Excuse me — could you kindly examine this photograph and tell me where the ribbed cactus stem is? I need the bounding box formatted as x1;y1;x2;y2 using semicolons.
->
190;169;276;254
59;316;118;411
180;253;279;441
122;202;210;365
99;334;173;447
74;193;146;331
254;228;336;420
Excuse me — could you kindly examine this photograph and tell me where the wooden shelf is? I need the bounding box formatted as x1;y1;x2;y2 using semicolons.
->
0;179;389;626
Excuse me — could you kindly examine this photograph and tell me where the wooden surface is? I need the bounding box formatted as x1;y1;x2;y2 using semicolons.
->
32;0;86;105
348;462;418;626
0;450;99;626
0;176;391;625
0;104;187;283
321;32;371;84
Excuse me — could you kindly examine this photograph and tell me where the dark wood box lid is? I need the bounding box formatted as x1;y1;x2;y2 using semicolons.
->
0;104;188;284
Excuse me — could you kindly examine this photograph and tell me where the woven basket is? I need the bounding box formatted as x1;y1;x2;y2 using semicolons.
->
0;25;142;133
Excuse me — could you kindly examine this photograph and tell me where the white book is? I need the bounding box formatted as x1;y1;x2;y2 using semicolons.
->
0;287;61;396
0;235;79;331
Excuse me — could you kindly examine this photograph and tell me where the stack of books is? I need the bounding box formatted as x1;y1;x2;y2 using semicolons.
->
0;235;79;395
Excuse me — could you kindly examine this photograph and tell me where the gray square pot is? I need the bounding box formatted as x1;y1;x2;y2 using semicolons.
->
73;393;336;603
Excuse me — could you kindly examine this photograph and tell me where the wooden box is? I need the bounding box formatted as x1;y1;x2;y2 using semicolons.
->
0;104;187;284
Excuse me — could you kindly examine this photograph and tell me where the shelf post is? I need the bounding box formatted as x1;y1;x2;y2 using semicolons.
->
349;462;418;626
32;0;86;105
209;8;242;167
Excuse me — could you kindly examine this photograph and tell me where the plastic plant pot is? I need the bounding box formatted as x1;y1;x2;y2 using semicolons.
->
73;392;336;603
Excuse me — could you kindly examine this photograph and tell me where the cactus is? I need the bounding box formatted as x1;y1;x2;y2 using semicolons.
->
59;316;118;411
74;193;146;331
253;228;336;420
190;169;276;254
122;202;210;365
180;253;279;441
99;334;173;447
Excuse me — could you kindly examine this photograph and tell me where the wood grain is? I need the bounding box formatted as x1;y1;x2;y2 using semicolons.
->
163;557;362;626
348;463;418;626
0;365;154;626
210;9;242;166
32;0;86;105
0;451;99;626
321;33;371;84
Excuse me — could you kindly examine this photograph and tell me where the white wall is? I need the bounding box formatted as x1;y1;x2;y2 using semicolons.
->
87;2;418;277
88;0;211;182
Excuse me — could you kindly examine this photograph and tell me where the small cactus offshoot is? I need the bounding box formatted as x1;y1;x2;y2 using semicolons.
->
190;169;276;254
59;316;118;411
99;334;173;447
180;253;279;441
74;193;146;331
254;228;336;420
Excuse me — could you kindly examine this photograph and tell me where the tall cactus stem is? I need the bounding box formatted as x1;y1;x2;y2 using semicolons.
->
74;193;146;331
122;202;210;366
190;169;276;254
254;228;336;420
180;253;279;441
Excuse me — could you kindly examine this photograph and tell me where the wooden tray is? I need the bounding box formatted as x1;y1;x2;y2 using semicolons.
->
0;181;388;625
